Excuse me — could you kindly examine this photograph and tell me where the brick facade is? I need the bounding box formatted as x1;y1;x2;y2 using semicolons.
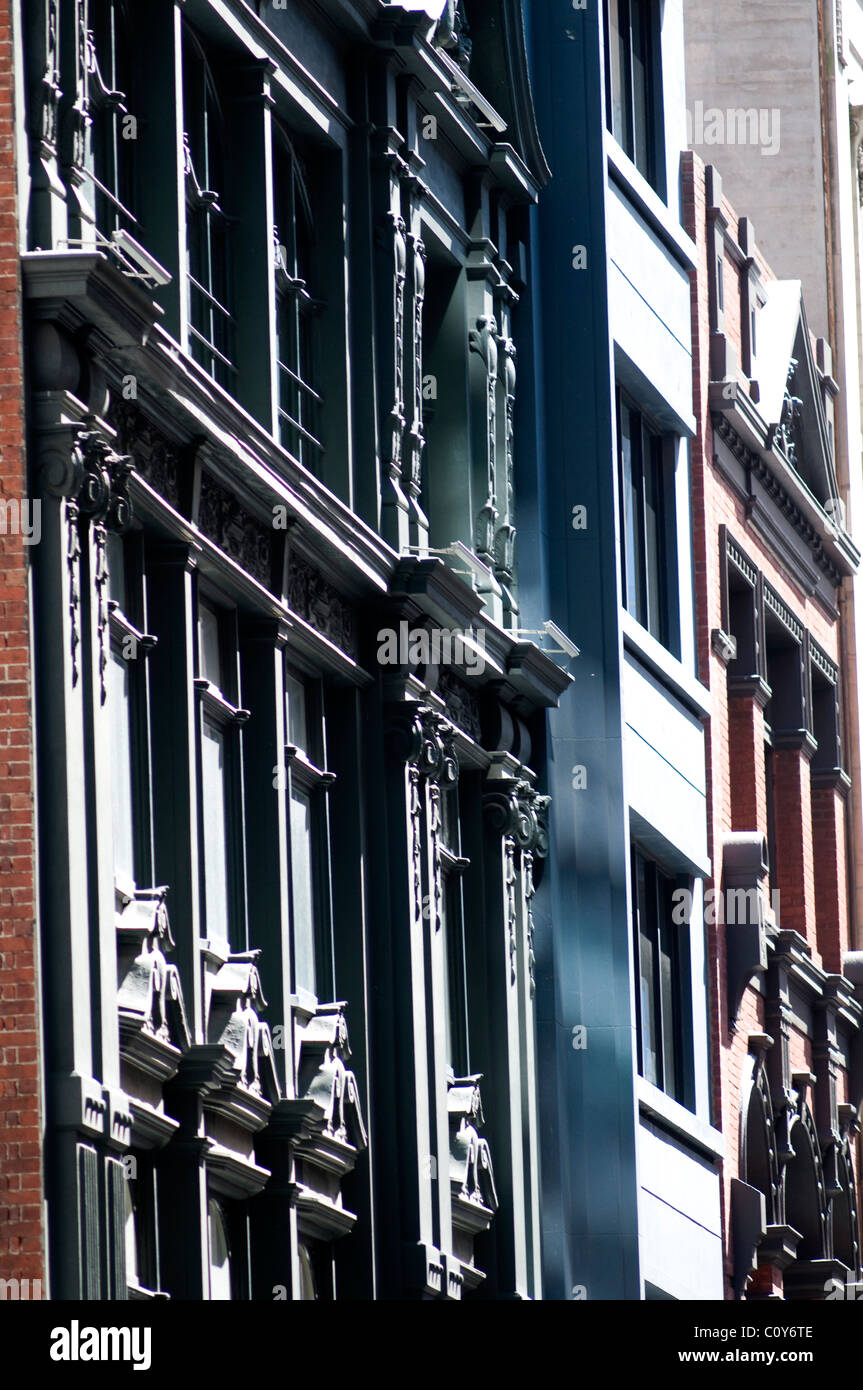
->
684;150;860;1299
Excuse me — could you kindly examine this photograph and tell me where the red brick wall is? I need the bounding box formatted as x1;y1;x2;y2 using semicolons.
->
0;0;45;1290
684;150;852;1298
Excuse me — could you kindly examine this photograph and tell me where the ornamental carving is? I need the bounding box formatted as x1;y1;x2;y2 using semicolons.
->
448;1076;497;1213
40;427;133;694
295;1003;368;1151
206;952;281;1103
287;552;357;657
494;336;517;585
437;669;482;742
198;472;274;590
433;0;473;74
777;359;803;470
469;316;499;561
379;211;408;488
107;399;181;507
117;889;191;1071
387;705;459;940
406;233;427;503
484;779;549;987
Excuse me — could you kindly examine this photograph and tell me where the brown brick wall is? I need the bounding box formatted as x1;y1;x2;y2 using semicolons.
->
0;0;45;1289
685;150;853;1298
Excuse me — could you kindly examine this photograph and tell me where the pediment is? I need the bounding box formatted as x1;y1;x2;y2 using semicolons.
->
757;282;841;512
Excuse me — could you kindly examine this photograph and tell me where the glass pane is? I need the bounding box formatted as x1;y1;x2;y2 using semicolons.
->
201;720;230;938
290;787;315;994
658;895;678;1100
284;670;308;752
207;1200;232;1301
124;1182;138;1287
107;531;126;608
298;1244;318;1301
635;855;659;1087
630;0;652;180
643;432;665;641
199;603;223;691
619;400;644;622
606;0;628;149
108;646;135;880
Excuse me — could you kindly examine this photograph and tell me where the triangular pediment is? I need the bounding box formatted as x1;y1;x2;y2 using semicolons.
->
757;282;840;510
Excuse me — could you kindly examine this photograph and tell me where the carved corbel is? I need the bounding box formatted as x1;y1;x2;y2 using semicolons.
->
117;888;191;1078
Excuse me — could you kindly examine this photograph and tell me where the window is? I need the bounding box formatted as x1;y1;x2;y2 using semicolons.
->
604;0;663;190
86;0;136;237
195;599;247;944
107;531;155;890
283;669;335;999
183;28;233;384
617;389;677;651
631;845;691;1106
207;1199;232;1301
439;786;470;1075
274;126;324;469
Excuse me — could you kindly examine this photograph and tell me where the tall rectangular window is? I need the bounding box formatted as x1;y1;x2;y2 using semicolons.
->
86;0;137;238
274;126;324;470
604;0;663;190
196;599;246;943
283;669;335;999
439;786;469;1076
183;26;234;385
631;845;691;1106
617;389;677;652
106;531;155;889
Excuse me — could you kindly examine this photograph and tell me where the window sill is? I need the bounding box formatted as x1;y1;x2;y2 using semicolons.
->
605;133;696;271
638;1078;725;1163
621;610;711;720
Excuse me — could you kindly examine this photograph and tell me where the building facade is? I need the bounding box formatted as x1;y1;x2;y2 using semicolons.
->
5;0;577;1300
3;0;863;1305
528;0;721;1299
685;152;863;1299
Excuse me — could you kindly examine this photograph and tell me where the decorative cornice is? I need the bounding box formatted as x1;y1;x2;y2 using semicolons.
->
714;414;844;586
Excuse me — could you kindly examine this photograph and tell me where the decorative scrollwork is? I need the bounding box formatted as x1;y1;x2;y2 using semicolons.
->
469;316;499;560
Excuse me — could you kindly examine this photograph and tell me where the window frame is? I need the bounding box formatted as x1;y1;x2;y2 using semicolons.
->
630;842;693;1108
616;387;678;653
106;530;156;894
182;24;235;385
283;666;336;1001
603;0;665;192
273;121;325;469
438;782;470;1077
194;595;249;947
85;0;138;238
